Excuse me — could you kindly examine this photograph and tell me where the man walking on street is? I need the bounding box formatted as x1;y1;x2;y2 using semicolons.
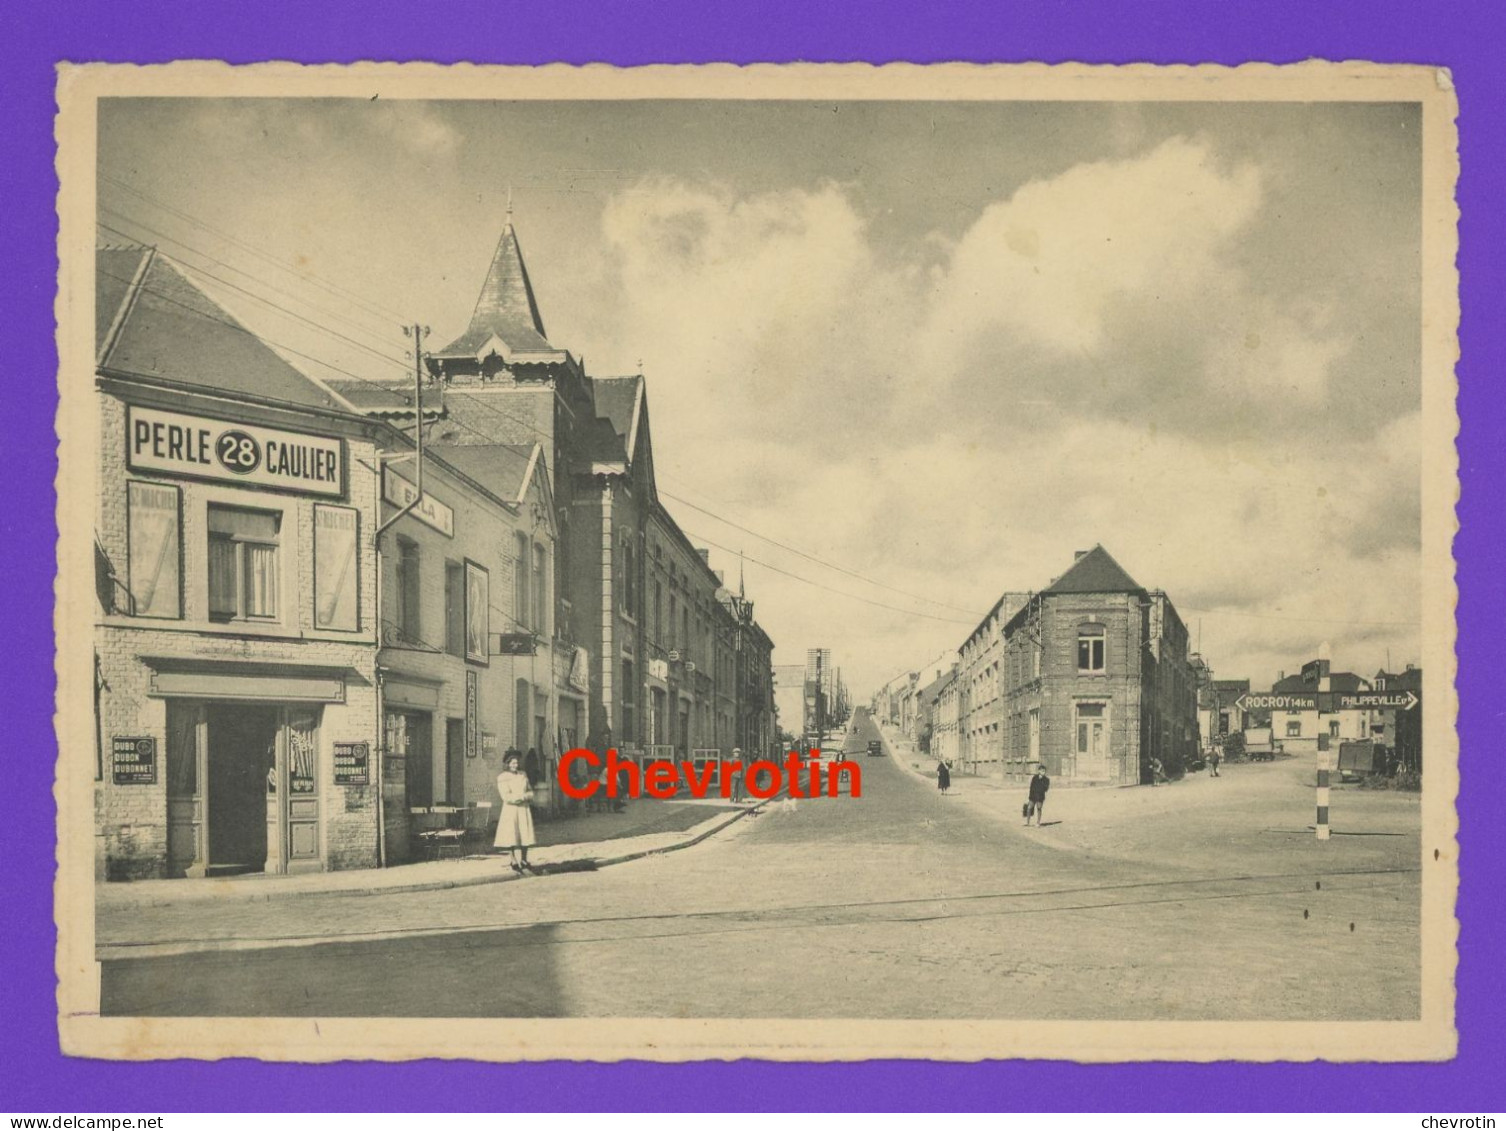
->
1026;763;1050;826
730;748;746;803
1209;746;1222;777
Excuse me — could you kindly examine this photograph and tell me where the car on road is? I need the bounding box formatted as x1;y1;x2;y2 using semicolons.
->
867;739;884;757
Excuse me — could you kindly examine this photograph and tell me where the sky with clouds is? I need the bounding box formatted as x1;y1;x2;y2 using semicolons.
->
97;97;1424;695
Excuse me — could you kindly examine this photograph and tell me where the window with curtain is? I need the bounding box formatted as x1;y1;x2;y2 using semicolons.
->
622;660;636;742
444;561;464;656
207;504;280;621
395;537;420;640
514;531;530;631
533;543;548;636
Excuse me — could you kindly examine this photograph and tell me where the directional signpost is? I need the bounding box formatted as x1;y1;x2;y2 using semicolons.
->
1336;691;1420;712
1235;690;1419;713
1234;683;1420;842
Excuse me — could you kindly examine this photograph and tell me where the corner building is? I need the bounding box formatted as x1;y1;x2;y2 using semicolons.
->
1000;546;1198;786
94;247;384;879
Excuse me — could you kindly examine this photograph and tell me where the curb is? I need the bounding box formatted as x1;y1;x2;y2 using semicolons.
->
97;799;770;915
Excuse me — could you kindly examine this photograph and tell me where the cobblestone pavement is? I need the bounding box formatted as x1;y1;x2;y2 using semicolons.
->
99;711;1421;1020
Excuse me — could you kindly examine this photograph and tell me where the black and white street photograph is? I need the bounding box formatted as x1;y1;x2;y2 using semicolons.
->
54;62;1458;1062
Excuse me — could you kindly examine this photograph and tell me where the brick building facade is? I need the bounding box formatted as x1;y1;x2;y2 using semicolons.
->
413;215;776;770
1000;546;1198;787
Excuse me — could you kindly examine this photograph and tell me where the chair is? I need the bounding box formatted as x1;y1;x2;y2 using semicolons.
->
427;805;465;860
463;801;494;850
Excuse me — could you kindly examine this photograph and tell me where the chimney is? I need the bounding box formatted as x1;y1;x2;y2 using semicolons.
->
697;548;710;565
1278;671;1285;681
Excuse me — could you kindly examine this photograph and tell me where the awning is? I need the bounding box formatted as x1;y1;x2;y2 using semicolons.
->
140;656;359;703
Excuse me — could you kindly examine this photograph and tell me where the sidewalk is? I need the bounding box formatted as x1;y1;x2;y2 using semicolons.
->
97;795;766;912
877;722;1419;872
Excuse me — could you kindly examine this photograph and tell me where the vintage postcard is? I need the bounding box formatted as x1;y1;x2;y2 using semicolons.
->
55;61;1459;1062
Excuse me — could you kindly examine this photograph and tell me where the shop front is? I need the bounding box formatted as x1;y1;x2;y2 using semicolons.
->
145;658;363;878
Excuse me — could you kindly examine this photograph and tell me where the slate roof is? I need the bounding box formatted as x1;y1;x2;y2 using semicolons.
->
1213;679;1251;709
325;378;444;416
593;376;643;448
1374;667;1423;692
427;442;540;504
96;245;349;413
1044;545;1144;595
432;222;565;361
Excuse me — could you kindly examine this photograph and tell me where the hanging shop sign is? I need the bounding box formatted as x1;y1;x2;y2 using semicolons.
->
333;741;370;785
126;406;344;498
111;736;157;785
381;469;454;537
494;633;537;656
569;646;591;692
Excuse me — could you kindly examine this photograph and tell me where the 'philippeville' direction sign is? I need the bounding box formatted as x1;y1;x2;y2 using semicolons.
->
1336;690;1420;711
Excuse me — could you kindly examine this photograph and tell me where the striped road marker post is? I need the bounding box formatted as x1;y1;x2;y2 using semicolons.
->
1316;733;1332;841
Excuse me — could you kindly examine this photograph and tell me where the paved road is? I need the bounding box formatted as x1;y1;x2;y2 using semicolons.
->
101;709;1419;1019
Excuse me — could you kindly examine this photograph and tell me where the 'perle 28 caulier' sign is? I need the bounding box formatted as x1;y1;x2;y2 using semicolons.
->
126;406;345;498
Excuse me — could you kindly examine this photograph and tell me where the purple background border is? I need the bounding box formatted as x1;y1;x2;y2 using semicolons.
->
3;1;1502;1112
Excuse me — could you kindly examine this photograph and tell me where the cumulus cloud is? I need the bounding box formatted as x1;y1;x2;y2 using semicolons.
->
920;137;1262;359
571;136;1420;693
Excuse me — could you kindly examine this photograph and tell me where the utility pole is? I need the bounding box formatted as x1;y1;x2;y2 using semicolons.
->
372;322;429;869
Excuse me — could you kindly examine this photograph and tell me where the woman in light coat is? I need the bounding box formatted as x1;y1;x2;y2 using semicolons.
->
495;751;537;873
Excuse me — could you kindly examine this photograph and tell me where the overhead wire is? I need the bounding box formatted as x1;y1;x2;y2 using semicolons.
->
100;172;411;327
680;527;982;626
98;204;405;345
97;218;416;376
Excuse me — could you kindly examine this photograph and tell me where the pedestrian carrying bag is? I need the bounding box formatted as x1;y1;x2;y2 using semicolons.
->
1022;801;1034;818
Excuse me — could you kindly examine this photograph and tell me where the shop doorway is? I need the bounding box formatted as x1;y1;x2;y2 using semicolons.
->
205;703;278;875
166;701;325;878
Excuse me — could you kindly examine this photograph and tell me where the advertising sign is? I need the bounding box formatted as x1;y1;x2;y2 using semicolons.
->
127;406;344;497
381;469;455;537
332;742;370;785
464;560;490;665
465;670;480;759
313;505;359;630
111;736;157;785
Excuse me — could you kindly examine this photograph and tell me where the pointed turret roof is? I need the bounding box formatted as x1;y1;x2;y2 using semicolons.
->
1044;545;1144;595
433;219;567;362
